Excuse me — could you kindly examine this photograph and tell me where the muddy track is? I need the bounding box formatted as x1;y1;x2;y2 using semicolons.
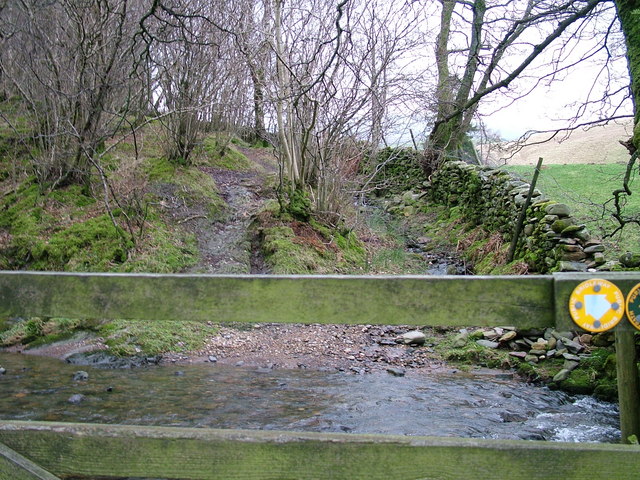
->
186;148;276;274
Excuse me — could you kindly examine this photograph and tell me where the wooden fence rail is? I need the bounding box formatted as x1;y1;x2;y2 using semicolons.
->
1;271;639;479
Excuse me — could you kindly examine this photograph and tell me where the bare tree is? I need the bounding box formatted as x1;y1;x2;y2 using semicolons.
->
0;0;142;187
424;0;617;173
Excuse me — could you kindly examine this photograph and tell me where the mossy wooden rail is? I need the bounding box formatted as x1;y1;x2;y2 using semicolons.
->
0;271;639;480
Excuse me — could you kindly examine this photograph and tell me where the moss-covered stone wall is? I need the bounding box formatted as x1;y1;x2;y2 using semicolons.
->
429;161;605;273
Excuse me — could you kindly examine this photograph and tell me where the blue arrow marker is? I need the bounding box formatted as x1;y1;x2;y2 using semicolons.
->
584;294;611;321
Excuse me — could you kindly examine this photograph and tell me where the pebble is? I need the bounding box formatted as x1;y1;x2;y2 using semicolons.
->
0;367;5;375
68;394;85;404
386;367;406;377
208;355;218;363
73;371;89;381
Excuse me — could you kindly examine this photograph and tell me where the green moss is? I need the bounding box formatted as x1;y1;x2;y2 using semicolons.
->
559;369;596;395
203;136;252;170
0;317;92;347
553;348;619;400
143;156;223;217
48;185;96;207
26;214;131;271
435;337;512;369
121;222;198;273
364;147;428;196
287;189;312;221
144;157;177;181
98;319;218;356
258;214;367;274
261;226;319;274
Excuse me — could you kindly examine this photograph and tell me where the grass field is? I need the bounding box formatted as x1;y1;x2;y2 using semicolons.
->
505;163;640;259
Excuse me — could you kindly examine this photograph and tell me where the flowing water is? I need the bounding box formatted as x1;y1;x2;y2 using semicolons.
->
0;352;620;443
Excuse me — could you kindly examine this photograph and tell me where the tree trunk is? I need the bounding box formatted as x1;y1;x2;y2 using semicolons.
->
614;0;640;150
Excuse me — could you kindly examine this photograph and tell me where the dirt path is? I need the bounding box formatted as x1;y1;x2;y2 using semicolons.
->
186;147;276;274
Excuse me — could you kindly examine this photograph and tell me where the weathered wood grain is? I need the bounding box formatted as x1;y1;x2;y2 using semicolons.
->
0;272;555;328
0;421;638;480
0;441;61;480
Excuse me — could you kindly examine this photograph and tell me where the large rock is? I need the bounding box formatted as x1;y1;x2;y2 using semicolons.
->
546;203;571;217
396;330;426;346
476;339;499;349
620;252;640;268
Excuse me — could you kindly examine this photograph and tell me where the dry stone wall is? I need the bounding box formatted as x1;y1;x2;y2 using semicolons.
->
428;161;606;273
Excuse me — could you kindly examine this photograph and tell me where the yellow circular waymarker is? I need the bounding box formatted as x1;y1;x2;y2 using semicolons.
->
568;279;624;332
625;283;640;332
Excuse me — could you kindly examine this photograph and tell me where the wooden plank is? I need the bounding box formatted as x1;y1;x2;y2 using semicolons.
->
0;272;555;328
0;442;61;480
0;421;638;480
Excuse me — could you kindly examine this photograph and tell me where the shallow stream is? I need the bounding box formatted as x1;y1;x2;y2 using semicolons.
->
0;352;620;443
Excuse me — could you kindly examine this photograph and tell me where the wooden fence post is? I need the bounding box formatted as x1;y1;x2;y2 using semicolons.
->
615;322;640;443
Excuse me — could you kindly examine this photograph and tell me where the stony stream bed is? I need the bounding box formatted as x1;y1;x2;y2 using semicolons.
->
0;352;620;443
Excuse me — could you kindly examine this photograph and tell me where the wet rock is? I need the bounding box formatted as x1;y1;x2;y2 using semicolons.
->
509;351;527;359
68;394;85;404
174;371;185;376
386;367;406;377
396;331;426;346
0;367;5;375
208;355;218;363
73;371;89;381
524;355;539;363
349;367;365;375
